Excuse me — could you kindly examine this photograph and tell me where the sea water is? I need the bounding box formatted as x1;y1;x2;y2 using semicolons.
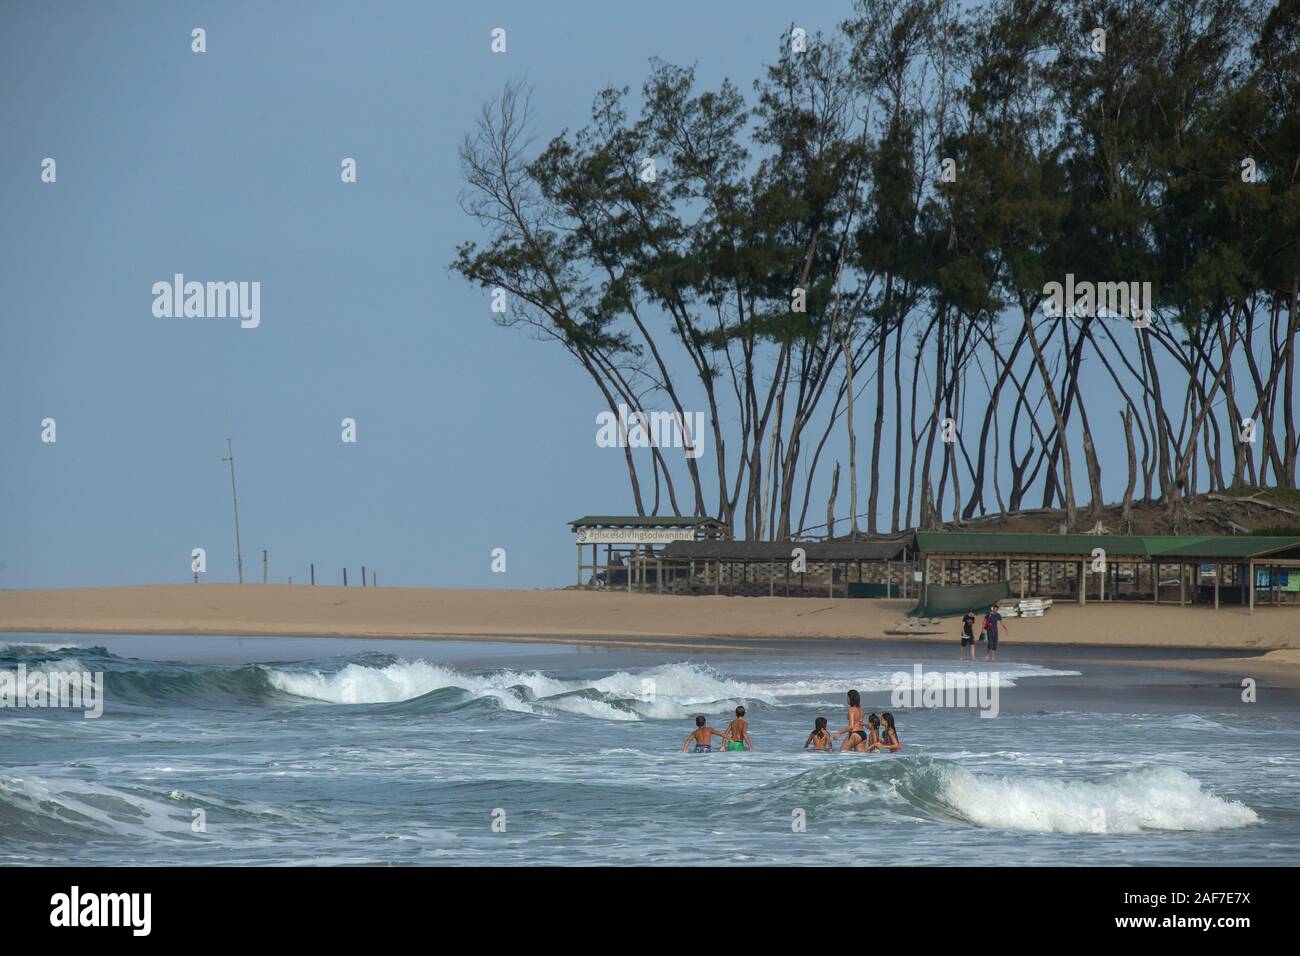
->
1;635;1295;866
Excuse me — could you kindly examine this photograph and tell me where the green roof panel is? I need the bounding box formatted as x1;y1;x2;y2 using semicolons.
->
914;531;1300;560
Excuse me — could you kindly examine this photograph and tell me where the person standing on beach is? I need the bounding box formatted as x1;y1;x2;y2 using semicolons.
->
960;610;978;660
983;605;1006;662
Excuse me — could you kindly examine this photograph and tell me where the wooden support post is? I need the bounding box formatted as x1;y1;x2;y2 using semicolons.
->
577;545;582;588
886;560;892;599
1179;562;1186;606
343;568;348;587
1078;561;1085;605
310;563;315;586
1249;560;1255;615
715;561;721;596
1214;562;1220;609
656;558;662;595
1152;561;1159;603
770;561;775;597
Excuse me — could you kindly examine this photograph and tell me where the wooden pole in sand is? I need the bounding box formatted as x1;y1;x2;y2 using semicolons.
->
1214;563;1220;608
1249;560;1255;615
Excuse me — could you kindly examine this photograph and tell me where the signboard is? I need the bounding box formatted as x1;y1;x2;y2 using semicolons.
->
576;529;695;545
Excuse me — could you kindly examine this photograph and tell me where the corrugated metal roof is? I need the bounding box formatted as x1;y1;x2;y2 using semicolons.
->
915;531;1300;560
662;538;912;561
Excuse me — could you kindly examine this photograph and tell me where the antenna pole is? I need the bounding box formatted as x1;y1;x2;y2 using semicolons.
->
223;437;244;584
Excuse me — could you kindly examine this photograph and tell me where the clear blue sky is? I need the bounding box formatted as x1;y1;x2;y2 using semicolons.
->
1;1;858;589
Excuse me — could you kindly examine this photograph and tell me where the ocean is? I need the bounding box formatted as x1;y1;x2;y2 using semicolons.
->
1;634;1295;866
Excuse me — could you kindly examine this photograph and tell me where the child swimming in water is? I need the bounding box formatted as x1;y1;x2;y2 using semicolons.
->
682;714;726;752
879;711;903;752
861;712;883;752
722;705;754;751
833;689;869;752
803;716;833;752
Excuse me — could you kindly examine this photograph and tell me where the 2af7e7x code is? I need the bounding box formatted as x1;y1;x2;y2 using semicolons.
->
1125;892;1251;907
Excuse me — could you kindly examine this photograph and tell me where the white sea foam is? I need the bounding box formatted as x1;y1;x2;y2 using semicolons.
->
936;764;1260;833
0;774;194;840
0;642;85;654
263;661;538;713
261;658;1080;722
263;660;771;719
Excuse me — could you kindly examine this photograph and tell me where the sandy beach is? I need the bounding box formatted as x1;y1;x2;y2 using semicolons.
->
3;584;1299;684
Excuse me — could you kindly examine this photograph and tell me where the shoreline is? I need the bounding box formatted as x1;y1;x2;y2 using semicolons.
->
4;584;1300;686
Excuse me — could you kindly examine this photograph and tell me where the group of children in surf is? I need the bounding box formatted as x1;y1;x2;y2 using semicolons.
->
682;690;902;754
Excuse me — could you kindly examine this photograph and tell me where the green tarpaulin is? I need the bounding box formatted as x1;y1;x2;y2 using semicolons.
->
909;580;1011;618
846;582;895;598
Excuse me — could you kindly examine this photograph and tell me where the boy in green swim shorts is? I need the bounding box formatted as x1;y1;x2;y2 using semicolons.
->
722;705;754;751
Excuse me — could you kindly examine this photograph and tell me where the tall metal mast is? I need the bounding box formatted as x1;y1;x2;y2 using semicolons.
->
222;437;244;584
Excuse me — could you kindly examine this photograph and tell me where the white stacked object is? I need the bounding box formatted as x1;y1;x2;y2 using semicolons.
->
1018;597;1050;618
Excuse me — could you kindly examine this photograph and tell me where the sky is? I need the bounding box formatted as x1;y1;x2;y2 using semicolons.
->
0;0;859;589
2;1;1285;591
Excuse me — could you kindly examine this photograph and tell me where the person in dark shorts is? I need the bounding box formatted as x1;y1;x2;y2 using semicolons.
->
983;604;1007;661
960;609;978;660
682;714;726;752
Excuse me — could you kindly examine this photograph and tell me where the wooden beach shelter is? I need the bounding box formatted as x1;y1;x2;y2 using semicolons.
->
571;516;725;591
659;535;917;598
913;531;1300;613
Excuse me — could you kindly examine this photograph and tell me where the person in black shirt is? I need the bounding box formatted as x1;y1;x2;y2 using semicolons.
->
960;609;978;661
